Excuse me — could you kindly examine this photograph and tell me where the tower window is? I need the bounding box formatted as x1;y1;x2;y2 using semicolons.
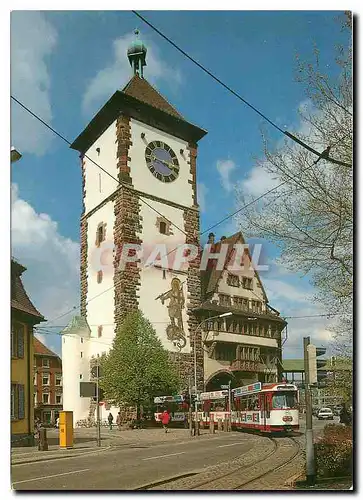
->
95;223;106;247
155;217;172;236
80;374;83;380
80;337;84;343
98;326;103;338
80;352;83;358
159;221;167;234
97;270;103;284
162;270;166;280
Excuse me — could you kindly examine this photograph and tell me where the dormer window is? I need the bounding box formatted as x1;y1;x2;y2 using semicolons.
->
227;273;239;287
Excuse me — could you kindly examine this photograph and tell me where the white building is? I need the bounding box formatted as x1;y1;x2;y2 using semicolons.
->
62;32;286;425
62;32;207;424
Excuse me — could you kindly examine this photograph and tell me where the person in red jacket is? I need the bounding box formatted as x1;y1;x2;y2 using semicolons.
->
161;409;170;433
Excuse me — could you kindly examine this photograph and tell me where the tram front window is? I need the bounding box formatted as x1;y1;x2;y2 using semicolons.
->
272;392;298;409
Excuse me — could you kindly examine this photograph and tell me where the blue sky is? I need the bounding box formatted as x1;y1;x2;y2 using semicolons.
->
10;10;349;358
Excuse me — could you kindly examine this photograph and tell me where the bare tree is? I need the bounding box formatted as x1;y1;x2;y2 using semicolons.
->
235;14;352;345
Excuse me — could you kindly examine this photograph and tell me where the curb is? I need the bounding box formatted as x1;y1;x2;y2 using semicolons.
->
284;470;305;487
12;446;112;465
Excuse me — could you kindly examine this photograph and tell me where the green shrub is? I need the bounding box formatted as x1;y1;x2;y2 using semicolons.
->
315;424;353;478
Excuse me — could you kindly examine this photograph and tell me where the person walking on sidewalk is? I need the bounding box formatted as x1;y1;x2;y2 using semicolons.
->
161;409;170;433
108;412;114;430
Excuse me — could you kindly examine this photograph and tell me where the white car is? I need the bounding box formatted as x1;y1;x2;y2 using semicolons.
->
317;408;334;420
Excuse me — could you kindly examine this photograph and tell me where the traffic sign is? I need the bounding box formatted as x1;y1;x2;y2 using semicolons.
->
220;385;229;389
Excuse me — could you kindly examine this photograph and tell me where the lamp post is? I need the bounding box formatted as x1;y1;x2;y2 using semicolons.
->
11;147;22;163
193;311;232;436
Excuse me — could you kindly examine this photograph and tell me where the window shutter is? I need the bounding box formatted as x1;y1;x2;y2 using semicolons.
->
17;326;24;358
18;384;25;419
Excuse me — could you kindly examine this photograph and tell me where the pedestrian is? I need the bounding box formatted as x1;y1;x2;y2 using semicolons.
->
340;403;352;426
108;412;114;430
161;409;170;433
116;412;121;430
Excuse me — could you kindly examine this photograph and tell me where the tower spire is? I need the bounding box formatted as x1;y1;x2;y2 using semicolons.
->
127;29;147;78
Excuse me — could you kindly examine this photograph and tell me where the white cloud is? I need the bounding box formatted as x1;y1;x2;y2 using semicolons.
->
82;33;182;115
197;182;208;212
216;159;236;192
11;184;79;355
239;162;280;197
11;12;57;156
264;279;313;304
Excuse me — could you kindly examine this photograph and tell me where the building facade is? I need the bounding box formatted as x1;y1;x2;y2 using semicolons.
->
34;338;63;425
11;259;45;446
199;233;286;391
62;33;285;424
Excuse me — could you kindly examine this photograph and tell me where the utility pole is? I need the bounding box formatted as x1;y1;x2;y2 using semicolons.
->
228;380;232;413
188;376;193;436
303;336;315;486
95;364;101;447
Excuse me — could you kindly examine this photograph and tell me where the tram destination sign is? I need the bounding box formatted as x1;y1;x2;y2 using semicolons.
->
232;382;262;397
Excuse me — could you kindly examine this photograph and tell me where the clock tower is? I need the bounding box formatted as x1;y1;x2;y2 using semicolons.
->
63;31;207;422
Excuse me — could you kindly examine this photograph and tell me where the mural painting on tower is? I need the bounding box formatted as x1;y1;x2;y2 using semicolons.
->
156;277;186;350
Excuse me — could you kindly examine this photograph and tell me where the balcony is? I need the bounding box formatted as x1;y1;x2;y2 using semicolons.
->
231;359;259;372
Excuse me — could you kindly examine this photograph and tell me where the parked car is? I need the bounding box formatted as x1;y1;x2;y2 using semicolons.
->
317;407;334;420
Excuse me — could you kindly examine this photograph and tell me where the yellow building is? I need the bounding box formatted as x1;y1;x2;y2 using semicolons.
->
11;259;45;446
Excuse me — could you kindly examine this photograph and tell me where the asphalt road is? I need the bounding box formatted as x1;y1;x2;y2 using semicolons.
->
11;416;337;491
12;432;257;490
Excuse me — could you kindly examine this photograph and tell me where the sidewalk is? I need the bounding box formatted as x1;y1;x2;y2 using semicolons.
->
11;427;213;465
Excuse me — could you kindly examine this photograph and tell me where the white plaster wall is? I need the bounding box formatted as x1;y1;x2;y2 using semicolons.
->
138;199;192;353
129;119;193;208
206;332;278;349
139;266;190;353
61;334;90;425
86;201;115;360
84;121;118;214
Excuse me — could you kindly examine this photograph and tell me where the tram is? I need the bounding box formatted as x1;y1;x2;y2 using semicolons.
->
153;395;188;426
200;390;230;424
231;382;299;433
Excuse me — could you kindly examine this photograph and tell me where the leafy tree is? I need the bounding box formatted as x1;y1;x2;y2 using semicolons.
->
99;310;181;419
235;13;352;348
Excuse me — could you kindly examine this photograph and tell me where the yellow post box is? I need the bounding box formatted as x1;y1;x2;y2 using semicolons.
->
59;411;73;449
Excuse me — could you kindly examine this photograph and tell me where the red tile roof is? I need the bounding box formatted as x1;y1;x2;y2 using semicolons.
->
122;75;183;119
11;259;45;321
34;337;59;358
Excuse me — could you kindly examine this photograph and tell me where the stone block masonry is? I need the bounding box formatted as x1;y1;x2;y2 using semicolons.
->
114;114;143;332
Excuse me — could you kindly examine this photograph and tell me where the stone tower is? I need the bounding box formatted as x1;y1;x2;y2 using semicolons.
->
62;31;207;422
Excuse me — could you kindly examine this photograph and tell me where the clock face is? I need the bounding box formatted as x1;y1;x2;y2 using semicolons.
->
145;141;180;182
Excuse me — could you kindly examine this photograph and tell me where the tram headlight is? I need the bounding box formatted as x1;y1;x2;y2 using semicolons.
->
283;416;293;422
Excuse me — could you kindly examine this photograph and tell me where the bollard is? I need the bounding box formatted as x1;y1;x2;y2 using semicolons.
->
38;428;48;451
210;415;215;434
227;416;231;432
218;418;222;432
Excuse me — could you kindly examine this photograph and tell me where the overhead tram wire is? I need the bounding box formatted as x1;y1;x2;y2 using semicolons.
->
12;93;349;328
132;10;351;170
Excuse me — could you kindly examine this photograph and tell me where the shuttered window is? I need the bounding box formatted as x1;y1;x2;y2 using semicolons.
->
17;385;25;419
11;384;25;420
11;322;25;358
11;384;16;419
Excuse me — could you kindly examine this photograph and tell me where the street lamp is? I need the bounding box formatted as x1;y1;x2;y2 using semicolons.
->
193;311;232;435
11;147;22;163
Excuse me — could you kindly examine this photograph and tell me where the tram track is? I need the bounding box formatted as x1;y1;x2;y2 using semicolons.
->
232;436;302;490
138;433;302;491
